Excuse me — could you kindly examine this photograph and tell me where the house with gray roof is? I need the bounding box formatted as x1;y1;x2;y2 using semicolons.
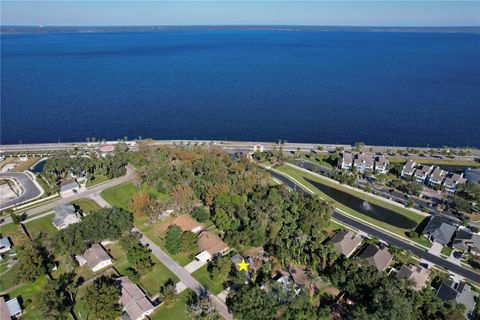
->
59;178;80;196
0;237;12;254
77;243;112;272
0;296;22;319
395;264;431;291
428;167;447;189
374;156;388;174
452;229;480;256
358;244;393;271
118;276;155;320
329;230;363;258
414;165;434;184
52;204;81;230
353;153;374;174
436;281;478;320
422;216;457;246
340;152;353;170
444;173;466;194
401;160;417;178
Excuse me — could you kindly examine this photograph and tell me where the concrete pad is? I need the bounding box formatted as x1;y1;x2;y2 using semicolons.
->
429;242;443;255
184;259;207;273
175;281;187;294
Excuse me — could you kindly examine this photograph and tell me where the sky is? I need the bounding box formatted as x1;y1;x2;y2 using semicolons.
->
1;1;479;27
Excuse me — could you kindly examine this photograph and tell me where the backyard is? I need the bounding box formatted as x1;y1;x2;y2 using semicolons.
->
23;213;58;239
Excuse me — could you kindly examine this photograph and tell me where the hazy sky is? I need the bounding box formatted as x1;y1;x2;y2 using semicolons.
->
1;1;479;26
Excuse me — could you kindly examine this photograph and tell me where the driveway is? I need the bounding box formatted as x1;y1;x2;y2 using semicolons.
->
184;259;207;273
428;242;443;255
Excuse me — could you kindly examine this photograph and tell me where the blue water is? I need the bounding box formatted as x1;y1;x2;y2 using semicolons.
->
1;30;479;146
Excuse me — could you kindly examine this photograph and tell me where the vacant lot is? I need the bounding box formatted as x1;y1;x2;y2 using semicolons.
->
23;213;58;239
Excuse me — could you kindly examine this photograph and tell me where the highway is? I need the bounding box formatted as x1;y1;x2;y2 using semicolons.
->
265;167;480;284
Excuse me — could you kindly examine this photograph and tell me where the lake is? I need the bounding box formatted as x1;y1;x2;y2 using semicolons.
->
1;30;479;146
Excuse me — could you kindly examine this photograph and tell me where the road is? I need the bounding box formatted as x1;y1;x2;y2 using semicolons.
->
0;172;43;210
0;166;135;225
265;167;480;284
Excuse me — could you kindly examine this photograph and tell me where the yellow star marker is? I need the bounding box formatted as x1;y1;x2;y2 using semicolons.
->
237;259;249;272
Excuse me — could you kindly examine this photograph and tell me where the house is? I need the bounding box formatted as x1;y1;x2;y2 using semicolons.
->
171;214;203;233
231;254;245;270
401;160;417;178
77;243;112;272
422;216;457;246
452;228;480;256
271;270;301;296
444;173;466;194
358;244;393;271
414;165;433;184
428;167;447;189
395;264;431;291
97;145;115;158
0;237;12;254
353;153;374;174
374;156;388;174
52;204;81;230
59;178;80;196
197;231;229;261
340;153;353;171
436;281;478;320
253;145;264;152
329;230;363;258
288;264;309;287
0;296;22;319
118;276;155;320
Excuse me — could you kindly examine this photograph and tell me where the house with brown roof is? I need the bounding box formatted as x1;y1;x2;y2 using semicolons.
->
340;153;353;171
374;156;388;174
358;244;393;271
171;214;203;233
118;276;155;320
76;243;112;272
329;230;363;258
395;264;431;291
353;153;374;174
197;231;229;259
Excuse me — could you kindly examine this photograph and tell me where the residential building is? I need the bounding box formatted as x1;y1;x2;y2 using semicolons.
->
253;145;264;152
395;264;431;291
329;230;362;257
171;214;203;233
452;229;480;256
401;160;417;178
444;173;466;194
196;231;230;262
0;296;22;319
118;276;155;320
231;254;245;270
52;204;81;230
353;153;374;174
436;281;478;320
77;243;112;272
340;152;353;171
97;145;115;158
59;178;80;196
414;165;433;184
422;216;457;246
0;237;12;254
374;155;388;174
428;167;447;189
358;244;393;271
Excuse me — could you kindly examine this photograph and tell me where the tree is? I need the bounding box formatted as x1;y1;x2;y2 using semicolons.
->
159;279;177;304
317;244;338;271
17;240;49;282
354;142;365;151
129;190;150;217
85;276;121;320
38;279;69;320
181;231;198;253
192;207;210;223
209;256;231;284
449;196;471;214
120;233;155;274
165;225;183;254
10;212;21;224
186;292;220;320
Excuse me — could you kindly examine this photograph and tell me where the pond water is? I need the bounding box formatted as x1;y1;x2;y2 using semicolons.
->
304;178;417;229
30;159;47;174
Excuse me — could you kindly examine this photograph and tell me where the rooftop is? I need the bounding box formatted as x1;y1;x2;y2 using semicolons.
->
171;214;202;232
330;230;362;257
422;217;457;245
358;244;393;271
118;276;154;320
83;244;111;269
198;231;229;256
395;264;431;291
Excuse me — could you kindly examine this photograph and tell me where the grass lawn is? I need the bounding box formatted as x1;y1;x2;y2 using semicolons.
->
107;242;131;275
276;165;431;248
86;173;109;187
150;289;192;320
0;222;29;245
0;263;20;291
191;264;225;295
441;246;453;257
301;155;335;170
23;213;58;239
140;256;179;297
102;182;169;211
71;198;101;214
8;276;49;320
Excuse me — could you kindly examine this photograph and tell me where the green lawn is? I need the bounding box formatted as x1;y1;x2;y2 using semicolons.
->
441;246;453;257
71;198;101;214
301;155;335;170
191;264;225;295
102;182;169;211
0;263;20;291
8;276;49;320
276;165;431;248
86;173;109;187
107;242;131;275
150;289;192;320
0;222;29;245
23;213;58;239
